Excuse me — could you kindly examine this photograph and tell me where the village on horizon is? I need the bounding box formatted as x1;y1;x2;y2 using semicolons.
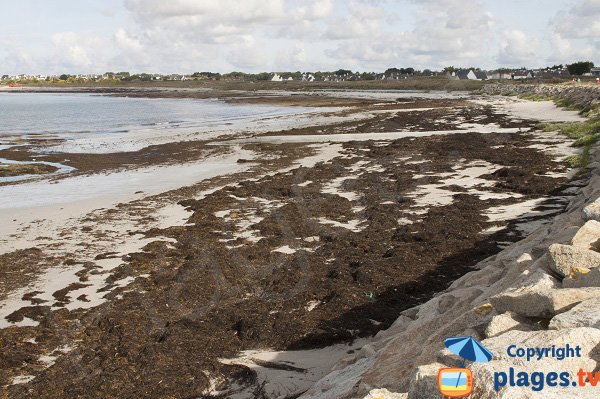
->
2;61;599;84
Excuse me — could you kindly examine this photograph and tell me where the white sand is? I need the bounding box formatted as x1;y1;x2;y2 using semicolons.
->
0;148;254;251
215;339;368;399
494;98;584;122
317;217;364;232
322;176;360;201
485;198;549;222
0;148;259;328
272;245;297;254
407;160;519;210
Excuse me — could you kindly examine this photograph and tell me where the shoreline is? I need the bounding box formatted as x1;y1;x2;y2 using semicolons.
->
303;142;600;399
0;87;594;398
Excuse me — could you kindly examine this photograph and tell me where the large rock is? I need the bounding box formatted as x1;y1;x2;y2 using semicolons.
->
363;388;407;399
563;267;600;288
484;311;540;338
571;220;600;250
583;201;600;222
407;363;445;399
301;356;376;399
548;244;600;277
491;282;600;318
549;297;600;329
489;270;558;317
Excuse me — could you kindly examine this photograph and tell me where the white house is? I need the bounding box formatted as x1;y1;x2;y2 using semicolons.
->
456;69;487;80
270;73;283;82
512;71;534;80
487;72;512;80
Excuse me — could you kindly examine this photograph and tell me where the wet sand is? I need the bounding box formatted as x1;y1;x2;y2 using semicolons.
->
0;89;588;398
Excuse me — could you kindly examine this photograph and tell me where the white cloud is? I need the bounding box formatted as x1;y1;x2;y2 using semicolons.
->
123;0;317;36
274;42;315;71
111;0;337;71
226;35;267;70
325;0;496;70
0;45;36;74
547;32;572;62
546;0;600;63
497;30;537;66
2;0;598;75
553;0;600;39
114;28;143;53
51;32;109;70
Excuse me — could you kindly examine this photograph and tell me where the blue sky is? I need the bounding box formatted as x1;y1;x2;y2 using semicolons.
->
1;0;598;74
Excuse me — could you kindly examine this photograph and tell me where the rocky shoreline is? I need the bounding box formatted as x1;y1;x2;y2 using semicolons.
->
0;88;594;398
300;96;600;398
480;83;600;111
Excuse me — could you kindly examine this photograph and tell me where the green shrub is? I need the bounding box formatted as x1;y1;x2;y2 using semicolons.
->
566;149;591;168
537;119;600;146
574;133;600;147
518;93;550;102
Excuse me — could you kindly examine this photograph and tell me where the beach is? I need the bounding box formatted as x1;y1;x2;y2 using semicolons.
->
0;86;591;398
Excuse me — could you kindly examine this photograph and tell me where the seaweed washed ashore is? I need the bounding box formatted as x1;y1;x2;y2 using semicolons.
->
0;88;589;398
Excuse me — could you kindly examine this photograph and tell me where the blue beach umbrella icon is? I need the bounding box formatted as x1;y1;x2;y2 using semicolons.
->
444;336;493;364
444;336;493;389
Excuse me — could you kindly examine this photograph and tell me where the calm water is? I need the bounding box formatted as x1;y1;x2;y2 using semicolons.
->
0;92;312;136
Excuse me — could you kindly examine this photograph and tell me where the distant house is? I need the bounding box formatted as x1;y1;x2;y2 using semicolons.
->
473;70;488;80
456;69;487;80
532;69;570;78
591;68;600;77
270;73;283;82
487;71;512;80
302;73;315;82
512;71;534;80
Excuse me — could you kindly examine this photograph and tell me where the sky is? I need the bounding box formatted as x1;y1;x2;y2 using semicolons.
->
0;0;598;75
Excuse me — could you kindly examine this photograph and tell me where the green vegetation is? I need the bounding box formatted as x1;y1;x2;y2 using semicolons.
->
384;67;415;75
566;61;594;76
537;119;600;147
515;92;597;116
517;93;551;101
566;148;591;168
538;106;599;169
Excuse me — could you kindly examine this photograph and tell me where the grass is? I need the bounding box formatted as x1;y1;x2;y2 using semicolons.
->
553;97;577;110
517;93;551;102
537;118;600;147
516;93;594;115
537;103;599;169
566;148;591;168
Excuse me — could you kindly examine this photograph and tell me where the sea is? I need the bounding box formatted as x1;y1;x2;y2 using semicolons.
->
0;92;321;153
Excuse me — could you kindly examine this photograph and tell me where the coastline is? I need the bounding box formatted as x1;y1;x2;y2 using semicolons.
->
0;86;596;398
302;143;600;399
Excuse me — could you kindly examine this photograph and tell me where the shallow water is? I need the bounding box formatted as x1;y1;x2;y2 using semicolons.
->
0;93;312;136
0;93;323;153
